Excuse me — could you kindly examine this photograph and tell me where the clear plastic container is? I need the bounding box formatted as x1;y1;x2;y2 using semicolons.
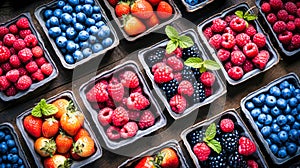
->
181;0;214;12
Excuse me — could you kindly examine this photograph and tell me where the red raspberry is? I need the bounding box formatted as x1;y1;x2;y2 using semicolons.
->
231;50;246;66
169;95;187;114
31;69;44;81
18;67;28;76
128;111;140;121
286;21;296;31
151;62;166;73
298;9;300;18
154;65;174;84
13;39;26;51
267;13;278;25
138;110;155;129
217;48;230;61
173;72;182;82
297;2;300;8
278;31;293;44
35;57;47;67
9;48;15;55
228;66;244;80
288;15;295;21
205;87;213;97
178;80;194;96
277;10;289;22
225;15;236;24
285;2;297;15
106;126;121;140
247;160;259;168
243;59;254;73
273;21;286;33
1;62;12;72
252;50;270;70
209;34;222;49
0;68;2;76
3;34;16;47
221;33;236;49
0;26;9;39
106;97;116;109
203;27;213;39
130;86;143;94
120;122;138;139
9;55;21;68
24;34;38;48
19;29;32;39
0;76;11;91
224;61;233;72
0;46;11;62
243;43;259;58
230;17;247;32
238;136;256;156
236;33;251;47
107;78;124;102
220;118;234;132
200;71;216;87
25;61;38;73
8;25;18;34
291;34;300;48
112;106;129;127
294;18;300;29
232;45;241;51
211;18;227;33
41;63;53;76
127;92;150;110
98;107;113;126
120;70;139;88
18;48;33;63
269;0;283;10
193;142;211;161
86;81;109;102
31;46;43;57
16;75;32;90
167;56;183;71
16;17;29;29
172;47;183;58
5;69;19;83
224;27;236;36
253;33;266;48
5;85;17;97
261;2;271;13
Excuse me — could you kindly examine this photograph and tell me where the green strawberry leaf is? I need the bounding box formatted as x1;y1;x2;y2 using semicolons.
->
178;35;194;49
42;104;58;116
235;10;244;19
165;25;179;40
207;139;222;154
166;40;178;54
205;123;216;141
184;57;203;68
200;66;207;73
203;60;221;71
31;104;42;117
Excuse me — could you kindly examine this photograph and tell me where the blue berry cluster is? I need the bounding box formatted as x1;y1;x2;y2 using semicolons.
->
185;0;206;6
0;129;25;168
43;0;114;64
245;80;300;158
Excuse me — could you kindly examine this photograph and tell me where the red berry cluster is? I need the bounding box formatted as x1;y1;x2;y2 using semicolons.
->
85;70;156;141
0;17;53;96
261;0;300;50
203;14;271;81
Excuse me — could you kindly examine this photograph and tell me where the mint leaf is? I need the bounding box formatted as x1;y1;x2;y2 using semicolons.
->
244;14;257;21
165;25;179;40
200;66;207;73
205;123;216;141
235;10;244;19
31;104;42;117
40;99;47;107
203;60;221;71
184;57;203;68
178;35;194;49
42;104;58;116
207;139;222;154
166;40;178;54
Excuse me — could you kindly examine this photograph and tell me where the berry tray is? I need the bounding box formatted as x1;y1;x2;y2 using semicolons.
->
241;72;300;165
138;29;226;120
255;0;300;57
180;109;268;168
34;0;119;69
197;3;280;85
0;13;58;101
0;123;30;168
181;0;214;13
118;139;189;168
102;0;181;41
79;61;166;150
16;90;102;168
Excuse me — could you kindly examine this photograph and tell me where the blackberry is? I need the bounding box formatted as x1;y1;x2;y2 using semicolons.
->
182;66;197;82
207;150;227;168
187;129;205;147
228;151;247;168
192;81;206;103
182;45;202;60
191;67;201;80
221;130;239;153
160;79;179;101
146;48;165;67
216;125;222;137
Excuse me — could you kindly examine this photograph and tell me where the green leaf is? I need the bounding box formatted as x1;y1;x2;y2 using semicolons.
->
203;60;221;71
205;123;216;141
184;57;203;68
40;99;47;107
165;25;179;40
166;40;178;54
244;14;257;21
200;66;207;73
245;21;249;28
235;10;244;19
31;104;42;117
42;104;58;116
207;139;222;154
178;35;194;49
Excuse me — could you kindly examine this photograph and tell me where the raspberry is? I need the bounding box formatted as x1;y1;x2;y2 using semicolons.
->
298;9;300;18
278;31;293;45
200;72;215;87
127;92;150;110
5;69;19;83
231;51;246;66
3;34;16;47
8;25;18;34
107;78;124;102
18;48;33;63
193;142;211;161
18;67;28;76
138;110;155;129
253;33;266;48
41;63;53;76
252;50;270;70
106;126;121;140
205;87;213;97
285;2;297;15
261;2;271;13
267;13;278;25
25;61;38;74
19;29;32;39
243;59;254;73
221;33;236;49
0;46;11;62
5;85;17;97
35;57;47;67
169;95;187;114
1;62;12;72
224;27;236;36
98;107;113;126
291;34;300;48
112;106;129;127
247;160;259;168
269;0;283;10
224;61;233;72
0;76;11;91
230;17;246;32
209;34;222;49
220;118;234;132
178;80;194;96
24;34;38;48
120;122;138;139
120;70;139;88
203;27;213;39
273;21;286;33
286;21;296;31
16;17;29;29
16;75;32;90
238;136;256;156
243;43;259;58
173;72;182;82
228;66;244;80
277;10;289;22
0;68;2;76
13;39;26;51
297;2;300;8
154;65;174;84
130;86;143;94
128;111;140;121
151;62;166;73
9;48;15;55
236;33;250;47
167;56;183;71
31;69;44;81
106;97;116;109
86;81;109;102
211;18;227;33
31;46;44;57
233;45;241;51
8;55;20;68
225;15;236;24
217;48;230;62
294;18;300;29
0;26;9;39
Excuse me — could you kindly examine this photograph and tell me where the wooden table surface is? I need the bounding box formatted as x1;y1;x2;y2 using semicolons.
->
1;0;300;167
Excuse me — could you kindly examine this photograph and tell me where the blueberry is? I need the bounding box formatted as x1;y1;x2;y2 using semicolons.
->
281;125;290;132
261;126;271;137
292;121;300;129
46;20;51;29
0;142;7;154
79;0;85;3
7;140;15;148
56;36;67;48
85;0;94;5
82;48;92;57
261;105;270;114
76;12;87;23
245;101;255;111
255;121;264;129
271;123;280;133
43;9;53;19
97;25;110;39
95;21;105;28
270;144;279;154
72;17;77;25
64;54;75;64
5;163;11;168
102;37;113;48
7;153;13;162
278;131;288;142
17;158;23;165
9;147;17;154
75;5;82;12
277;147;287;158
66;27;77;39
284;104;291;114
297;104;300;112
48;27;61;38
270;133;281;144
88;35;97;44
73;50;84;61
185;0;199;6
82;4;93;16
57;1;65;8
258;113;267;123
49;16;60;27
270;86;281;97
63;5;73;13
277;115;287;126
75;43;80;50
0;131;5;140
251;108;261;118
266;138;272;145
61;13;72;24
258;94;266;102
265;95;277;107
291;108;298;116
60;24;68;32
89;26;98;35
286;142;297;155
296;114;300;122
282;88;292;99
61;48;67;54
92;13;102;22
280;80;290;89
74;23;85;32
78;30;89;41
277;98;287;109
91;43;103;53
12;164;18;168
66;40;76;52
80;41;89;49
289;97;298;107
252;97;263;107
294;89;300;100
61;32;66;37
93;6;100;13
85;18;95;26
289;84;296;92
265;114;272;125
68;0;79;6
286;115;295;124
53;9;63;18
288;129;298;141
2;155;6;161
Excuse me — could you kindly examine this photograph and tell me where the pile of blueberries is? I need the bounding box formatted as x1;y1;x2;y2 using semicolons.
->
245;79;300;159
185;0;207;6
0;128;26;168
43;0;114;64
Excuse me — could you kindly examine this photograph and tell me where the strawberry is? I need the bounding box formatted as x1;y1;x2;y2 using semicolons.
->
41;63;53;76
34;137;56;157
238;136;256;156
74;128;90;142
16;75;32;90
5;69;19;83
157;1;173;20
145;13;160;28
220;118;234;133
169;95;187;113
44;154;71;168
70;149;82;161
23;115;42;138
73;135;95;157
108;0;119;6
42;117;60;138
154;65;174;83
98;107;113;126
148;0;162;6
123;15;146;36
60;102;84;136
193;142;211;161
131;0;153;19
134;156;155;168
86;80;109;102
120;121;138;138
112;106;129;127
138;110;155;129
0;46;11;62
107;78;124;102
252;50;270;70
56;132;73;154
127;92;150;110
156;148;179;168
115;1;130;18
166;56;183;71
52;98;69;119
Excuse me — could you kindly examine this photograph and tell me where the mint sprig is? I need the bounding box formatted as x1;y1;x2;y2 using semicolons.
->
31;99;58;117
235;9;258;27
165;25;194;54
184;57;220;73
203;123;222;154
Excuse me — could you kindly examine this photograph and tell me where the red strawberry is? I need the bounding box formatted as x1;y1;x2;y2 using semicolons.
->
107;78;124;102
154;65;174;83
18;48;33;63
238;136;256;156
145;13;160;28
166;56;183;71
0;76;11;91
138;110;155;129
115;1;130;18
131;0;153;19
23;115;42;138
157;148;180;168
157;1;173;19
178;80;194;96
0;46;11;62
16;17;29;29
106;126;121;140
127;92;150;110
252;50;270;70
120;122;138;138
5;69;19;83
220;118;234;133
16;75;32;90
169;95;187;114
86;81;109;102
200;72;215;87
148;0;162;6
112;106;129;127
123;15;146;36
120;70;139;88
98;107;113;126
42;117;60;138
193;142;211;161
